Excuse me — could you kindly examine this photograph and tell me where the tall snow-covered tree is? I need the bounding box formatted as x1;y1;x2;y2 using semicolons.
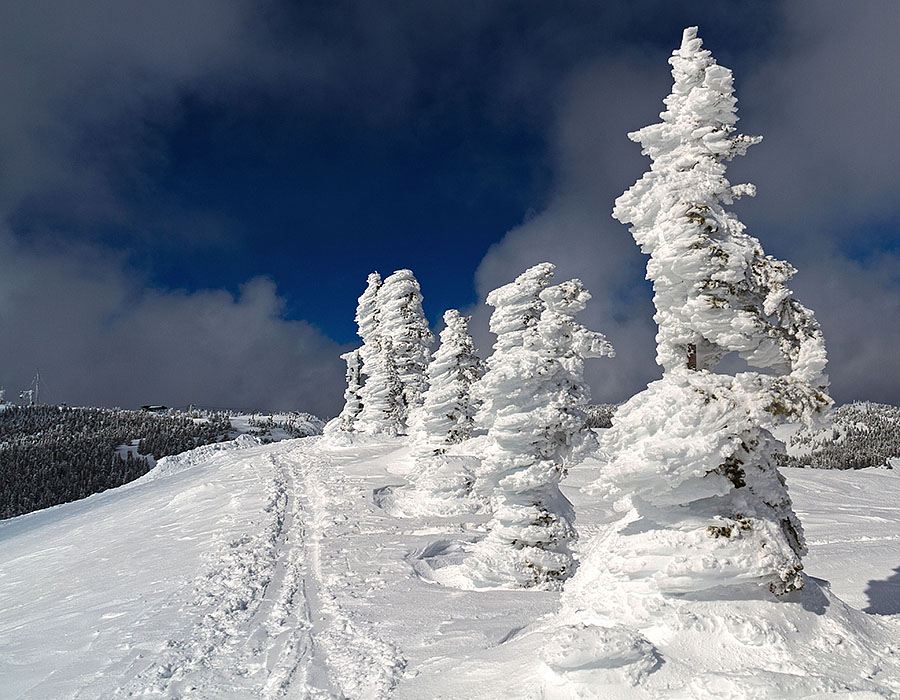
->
356;338;404;436
473;261;556;433
458;268;614;589
352;272;404;436
325;349;364;434
391;310;485;517
355;272;382;350
377;269;434;426
408;309;484;455
565;28;831;613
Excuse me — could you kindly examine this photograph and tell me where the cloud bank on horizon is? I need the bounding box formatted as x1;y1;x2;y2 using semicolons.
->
0;1;897;414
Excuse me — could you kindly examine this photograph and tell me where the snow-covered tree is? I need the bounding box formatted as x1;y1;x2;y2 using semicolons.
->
459;268;614;589
377;269;434;426
408;309;483;455
613;29;827;387
355;272;382;350
325;349;364;434
564;28;831;612
390;310;484;517
352;272;405;436
356;337;404;436
531;280;615;465
473;261;555;433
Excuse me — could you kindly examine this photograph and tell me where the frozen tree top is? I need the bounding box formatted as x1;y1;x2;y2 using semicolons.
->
355;272;382;345
630;26;760;167
378;269;431;341
537;280;615;361
442;308;468;333
613;27;828;408
485;262;555;350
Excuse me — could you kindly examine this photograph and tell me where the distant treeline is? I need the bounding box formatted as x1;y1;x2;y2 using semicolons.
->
777;402;900;470
0;405;232;520
587;401;900;471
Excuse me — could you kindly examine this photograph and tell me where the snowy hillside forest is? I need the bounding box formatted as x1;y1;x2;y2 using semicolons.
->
780;401;900;470
0;407;323;520
3;26;900;700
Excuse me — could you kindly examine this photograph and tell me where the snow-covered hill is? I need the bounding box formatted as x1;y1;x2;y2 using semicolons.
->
2;434;899;699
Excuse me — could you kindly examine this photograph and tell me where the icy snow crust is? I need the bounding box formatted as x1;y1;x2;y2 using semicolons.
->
2;435;900;699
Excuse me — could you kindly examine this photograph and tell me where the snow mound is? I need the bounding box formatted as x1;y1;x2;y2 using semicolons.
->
138;432;264;482
378;454;481;518
541;623;660;686
573;370;807;598
539;577;900;699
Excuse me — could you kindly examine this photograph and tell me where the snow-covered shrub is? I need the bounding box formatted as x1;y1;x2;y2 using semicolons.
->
567;27;831;605
458;269;614;589
377;269;434;425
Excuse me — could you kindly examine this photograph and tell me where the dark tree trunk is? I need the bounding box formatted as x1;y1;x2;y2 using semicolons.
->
687;343;697;370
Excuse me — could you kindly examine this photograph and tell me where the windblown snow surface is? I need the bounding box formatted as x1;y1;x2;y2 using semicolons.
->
2;434;900;699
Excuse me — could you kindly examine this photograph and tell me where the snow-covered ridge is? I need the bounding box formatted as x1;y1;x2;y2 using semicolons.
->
2;435;899;699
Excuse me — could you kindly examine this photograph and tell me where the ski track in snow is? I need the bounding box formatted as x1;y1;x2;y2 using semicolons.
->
279;441;405;700
56;438;404;699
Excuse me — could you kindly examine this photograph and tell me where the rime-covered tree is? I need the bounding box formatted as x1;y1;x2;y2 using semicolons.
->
564;28;831;614
352;272;404;435
531;280;615;464
473;262;556;433
456;268;614;589
408;309;483;455
325;349;364;434
377;269;434;425
355;272;382;351
356;338;404;436
392;310;484;516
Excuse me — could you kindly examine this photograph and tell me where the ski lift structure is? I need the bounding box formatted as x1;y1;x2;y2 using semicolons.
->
19;370;41;406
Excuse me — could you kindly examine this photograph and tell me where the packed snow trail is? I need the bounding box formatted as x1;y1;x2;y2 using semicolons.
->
0;436;406;699
276;439;405;698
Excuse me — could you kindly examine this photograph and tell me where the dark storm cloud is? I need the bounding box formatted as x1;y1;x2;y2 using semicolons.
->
0;1;247;218
739;1;900;227
0;0;348;414
0;228;345;414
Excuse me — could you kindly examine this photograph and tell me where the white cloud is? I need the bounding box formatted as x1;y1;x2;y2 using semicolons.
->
0;230;345;415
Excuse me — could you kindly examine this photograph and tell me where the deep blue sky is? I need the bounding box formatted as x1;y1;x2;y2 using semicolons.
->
0;1;898;415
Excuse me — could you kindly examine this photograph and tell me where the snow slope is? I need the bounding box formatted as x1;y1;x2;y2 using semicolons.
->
2;435;899;698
